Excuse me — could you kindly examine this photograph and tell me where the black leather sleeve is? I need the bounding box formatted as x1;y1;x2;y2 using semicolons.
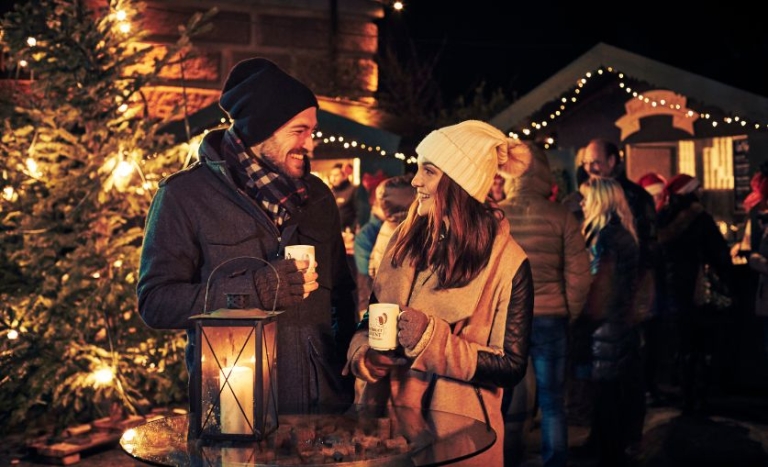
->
471;259;534;388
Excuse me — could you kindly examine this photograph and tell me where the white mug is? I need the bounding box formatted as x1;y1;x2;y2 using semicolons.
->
368;303;400;351
285;244;315;272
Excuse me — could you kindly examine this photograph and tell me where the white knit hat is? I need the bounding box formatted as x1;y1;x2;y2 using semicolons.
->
415;120;530;202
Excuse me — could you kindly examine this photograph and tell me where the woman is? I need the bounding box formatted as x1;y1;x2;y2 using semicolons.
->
577;176;642;467
344;120;534;465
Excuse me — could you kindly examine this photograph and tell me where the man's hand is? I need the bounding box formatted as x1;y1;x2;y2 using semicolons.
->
254;258;318;309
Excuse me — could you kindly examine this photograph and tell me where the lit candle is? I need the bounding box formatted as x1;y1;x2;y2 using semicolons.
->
219;366;254;434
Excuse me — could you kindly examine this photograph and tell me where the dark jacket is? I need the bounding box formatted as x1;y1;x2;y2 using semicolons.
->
137;129;357;413
332;179;358;231
584;217;641;381
657;196;732;316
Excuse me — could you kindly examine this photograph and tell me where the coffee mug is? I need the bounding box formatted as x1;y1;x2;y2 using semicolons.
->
285;244;315;272
368;303;400;351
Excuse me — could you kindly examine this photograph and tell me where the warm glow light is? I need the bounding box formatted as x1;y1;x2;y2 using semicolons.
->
92;367;115;385
7;329;19;340
25;158;41;177
393;1;404;11
121;428;136;442
26;37;36;47
115;160;133;178
115;10;127;21
118;23;131;34
2;186;17;202
113;259;123;268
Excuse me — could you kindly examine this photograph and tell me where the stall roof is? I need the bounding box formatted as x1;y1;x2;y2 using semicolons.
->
160;97;402;156
490;42;768;133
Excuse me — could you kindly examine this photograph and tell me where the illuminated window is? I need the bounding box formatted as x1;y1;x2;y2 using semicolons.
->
703;137;734;189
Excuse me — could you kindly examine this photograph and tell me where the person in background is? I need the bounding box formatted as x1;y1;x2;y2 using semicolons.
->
355;170;388;231
748;220;768;361
561;147;588;224
352;175;387;321
368;174;416;279
499;142;592;467
329;162;359;232
137;57;357;414
489;172;507;202
582;139;656;453
637;172;668;212
657;174;733;416
744;163;768;365
733;162;768;258
636;171;670;407
344;120;534;466
574;177;641;467
329;162;360;292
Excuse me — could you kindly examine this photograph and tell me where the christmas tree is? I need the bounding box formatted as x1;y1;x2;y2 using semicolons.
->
0;0;214;439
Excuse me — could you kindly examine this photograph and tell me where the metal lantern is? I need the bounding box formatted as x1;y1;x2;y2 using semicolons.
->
191;293;279;441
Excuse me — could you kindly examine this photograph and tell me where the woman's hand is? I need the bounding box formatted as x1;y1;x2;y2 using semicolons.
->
364;348;407;379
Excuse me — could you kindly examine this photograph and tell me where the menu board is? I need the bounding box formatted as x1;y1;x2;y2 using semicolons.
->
733;137;751;220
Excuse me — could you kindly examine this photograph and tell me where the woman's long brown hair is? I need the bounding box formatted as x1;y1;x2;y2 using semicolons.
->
389;175;502;289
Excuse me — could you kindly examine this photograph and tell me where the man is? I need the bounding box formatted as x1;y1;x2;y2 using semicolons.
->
137;58;357;414
500;142;592;467
580;138;658;459
329;162;358;232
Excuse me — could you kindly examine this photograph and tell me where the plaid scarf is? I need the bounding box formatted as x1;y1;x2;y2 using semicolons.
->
226;128;309;228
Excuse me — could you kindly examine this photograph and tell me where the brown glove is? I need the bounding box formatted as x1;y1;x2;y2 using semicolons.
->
253;259;306;310
397;307;429;350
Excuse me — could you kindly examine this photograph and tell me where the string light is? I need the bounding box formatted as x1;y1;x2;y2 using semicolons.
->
507;66;768;141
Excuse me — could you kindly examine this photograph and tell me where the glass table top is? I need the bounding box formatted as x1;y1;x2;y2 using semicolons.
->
120;405;495;466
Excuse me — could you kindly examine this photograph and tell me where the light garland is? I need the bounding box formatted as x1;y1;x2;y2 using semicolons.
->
508;67;768;146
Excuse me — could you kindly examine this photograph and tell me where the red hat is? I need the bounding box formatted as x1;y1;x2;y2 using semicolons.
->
637;172;666;197
665;173;700;196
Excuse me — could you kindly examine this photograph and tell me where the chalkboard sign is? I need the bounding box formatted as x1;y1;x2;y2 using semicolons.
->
733;137;751;221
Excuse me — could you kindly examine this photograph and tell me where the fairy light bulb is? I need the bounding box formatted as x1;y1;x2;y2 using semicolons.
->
92;367;115;386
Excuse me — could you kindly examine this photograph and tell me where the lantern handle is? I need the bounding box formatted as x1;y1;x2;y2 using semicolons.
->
203;256;280;314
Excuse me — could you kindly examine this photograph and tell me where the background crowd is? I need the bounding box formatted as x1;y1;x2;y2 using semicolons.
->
136;57;768;467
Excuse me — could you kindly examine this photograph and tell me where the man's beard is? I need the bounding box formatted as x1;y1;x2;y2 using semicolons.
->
255;138;310;179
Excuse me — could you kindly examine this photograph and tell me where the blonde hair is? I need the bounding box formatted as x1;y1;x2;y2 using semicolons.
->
580;177;637;246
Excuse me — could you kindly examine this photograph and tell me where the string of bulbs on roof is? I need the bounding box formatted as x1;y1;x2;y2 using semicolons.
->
508;67;767;149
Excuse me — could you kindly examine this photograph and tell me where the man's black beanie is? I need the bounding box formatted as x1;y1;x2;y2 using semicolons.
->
219;58;318;147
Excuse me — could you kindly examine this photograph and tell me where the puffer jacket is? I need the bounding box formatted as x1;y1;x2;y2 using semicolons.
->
347;219;534;466
584;217;641;381
500;145;591;321
137;129;357;413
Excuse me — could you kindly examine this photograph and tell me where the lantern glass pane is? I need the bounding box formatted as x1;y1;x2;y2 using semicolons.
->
201;325;256;435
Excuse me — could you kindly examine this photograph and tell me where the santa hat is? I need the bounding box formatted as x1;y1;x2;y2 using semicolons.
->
665;173;701;196
415;120;530;202
637;172;666;197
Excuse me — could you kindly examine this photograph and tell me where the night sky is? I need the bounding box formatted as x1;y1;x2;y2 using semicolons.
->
380;1;768;103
